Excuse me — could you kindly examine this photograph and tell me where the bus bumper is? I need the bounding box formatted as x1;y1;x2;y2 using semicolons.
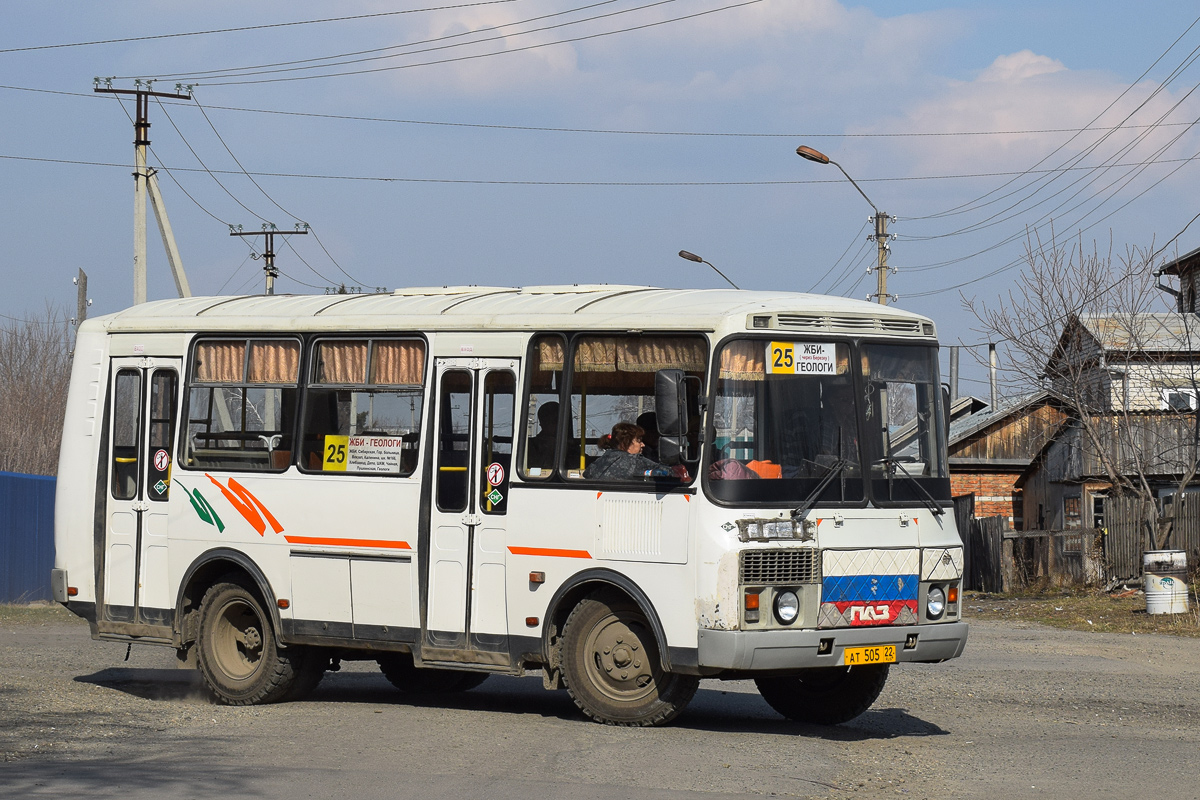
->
696;621;968;671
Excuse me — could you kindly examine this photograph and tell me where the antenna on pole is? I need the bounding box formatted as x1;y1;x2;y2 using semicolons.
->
94;78;194;305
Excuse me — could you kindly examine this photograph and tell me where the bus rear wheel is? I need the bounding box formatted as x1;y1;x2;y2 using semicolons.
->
755;664;889;725
377;653;489;693
196;579;306;705
561;594;698;727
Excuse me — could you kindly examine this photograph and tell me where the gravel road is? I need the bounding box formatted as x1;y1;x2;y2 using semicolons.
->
2;611;1198;799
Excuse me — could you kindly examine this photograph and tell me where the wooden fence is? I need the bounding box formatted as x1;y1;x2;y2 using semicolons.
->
956;493;1105;591
1105;494;1200;581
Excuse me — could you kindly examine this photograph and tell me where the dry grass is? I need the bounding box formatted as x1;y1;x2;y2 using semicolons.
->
0;603;82;626
964;587;1200;637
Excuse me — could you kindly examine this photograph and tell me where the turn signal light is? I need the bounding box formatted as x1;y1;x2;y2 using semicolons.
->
67;586;78;597
526;617;539;627
947;586;959;604
277;599;290;609
529;571;545;584
745;592;760;610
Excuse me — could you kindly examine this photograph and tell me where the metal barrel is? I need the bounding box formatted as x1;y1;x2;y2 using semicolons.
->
1144;550;1190;615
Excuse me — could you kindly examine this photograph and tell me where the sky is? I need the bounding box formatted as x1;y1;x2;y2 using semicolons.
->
4;0;1200;399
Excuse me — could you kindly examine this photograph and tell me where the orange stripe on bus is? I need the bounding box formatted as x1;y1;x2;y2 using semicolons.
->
284;536;411;550
508;546;592;559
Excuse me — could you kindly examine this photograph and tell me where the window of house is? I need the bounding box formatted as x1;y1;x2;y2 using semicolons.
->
560;334;706;481
1063;494;1082;529
183;338;300;471
300;338;426;476
1161;388;1197;411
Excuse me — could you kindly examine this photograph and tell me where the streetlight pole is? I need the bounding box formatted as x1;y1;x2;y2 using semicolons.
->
796;145;896;305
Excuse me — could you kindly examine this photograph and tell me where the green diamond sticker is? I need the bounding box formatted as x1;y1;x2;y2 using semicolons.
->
154;480;168;495
487;488;503;505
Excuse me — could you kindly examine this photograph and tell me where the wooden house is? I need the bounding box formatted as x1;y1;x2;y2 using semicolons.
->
947;390;1068;528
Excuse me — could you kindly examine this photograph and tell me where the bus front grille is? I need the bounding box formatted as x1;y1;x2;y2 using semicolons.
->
739;548;820;585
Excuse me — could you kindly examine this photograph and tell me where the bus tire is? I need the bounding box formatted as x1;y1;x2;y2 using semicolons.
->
755;664;889;725
377;653;490;693
195;579;304;705
561;593;698;727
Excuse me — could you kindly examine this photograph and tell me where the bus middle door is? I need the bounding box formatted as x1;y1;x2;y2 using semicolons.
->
424;358;517;667
101;357;181;632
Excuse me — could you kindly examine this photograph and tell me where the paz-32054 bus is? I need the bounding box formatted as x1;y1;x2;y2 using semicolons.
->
53;285;967;726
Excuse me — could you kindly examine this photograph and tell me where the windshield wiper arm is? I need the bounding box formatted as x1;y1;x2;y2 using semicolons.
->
877;456;944;516
791;459;848;520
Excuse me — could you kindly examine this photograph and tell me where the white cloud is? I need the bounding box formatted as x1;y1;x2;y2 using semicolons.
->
978;50;1066;82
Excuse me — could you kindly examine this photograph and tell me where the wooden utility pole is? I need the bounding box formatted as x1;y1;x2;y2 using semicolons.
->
94;80;193;305
870;211;896;305
230;224;308;295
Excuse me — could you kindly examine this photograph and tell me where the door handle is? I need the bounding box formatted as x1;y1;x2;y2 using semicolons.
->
132;501;150;512
461;514;482;526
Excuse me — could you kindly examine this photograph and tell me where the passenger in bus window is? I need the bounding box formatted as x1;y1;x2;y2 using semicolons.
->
583;422;670;480
526;401;559;469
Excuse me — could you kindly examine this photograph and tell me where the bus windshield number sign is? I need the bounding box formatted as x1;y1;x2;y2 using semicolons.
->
768;341;837;375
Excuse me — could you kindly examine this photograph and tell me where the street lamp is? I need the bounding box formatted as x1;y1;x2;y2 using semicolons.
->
679;250;739;289
796;145;896;305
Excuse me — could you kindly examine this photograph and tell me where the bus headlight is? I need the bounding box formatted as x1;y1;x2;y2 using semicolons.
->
774;590;800;625
927;586;946;619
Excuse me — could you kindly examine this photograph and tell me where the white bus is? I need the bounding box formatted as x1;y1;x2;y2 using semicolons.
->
52;285;967;726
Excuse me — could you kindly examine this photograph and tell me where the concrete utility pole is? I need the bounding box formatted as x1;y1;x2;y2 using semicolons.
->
230;224;308;295
94;80;193;305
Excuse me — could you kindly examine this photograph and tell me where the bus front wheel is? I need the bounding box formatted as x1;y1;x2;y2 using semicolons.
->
561;593;698;727
196;579;307;705
755;664;889;725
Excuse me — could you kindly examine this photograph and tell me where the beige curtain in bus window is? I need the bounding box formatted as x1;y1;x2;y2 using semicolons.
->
537;338;566;371
194;341;246;383
573;337;619;373
719;340;765;381
371;340;425;385
247;340;300;384
316;340;368;384
617;337;706;372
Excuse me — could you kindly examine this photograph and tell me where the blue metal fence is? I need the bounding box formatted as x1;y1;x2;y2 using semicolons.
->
1;471;57;603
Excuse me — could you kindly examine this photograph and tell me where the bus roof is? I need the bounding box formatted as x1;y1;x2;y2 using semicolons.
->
87;285;936;338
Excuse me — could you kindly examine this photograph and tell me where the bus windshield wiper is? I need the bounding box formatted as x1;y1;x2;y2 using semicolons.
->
877;456;944;516
791;459;847;521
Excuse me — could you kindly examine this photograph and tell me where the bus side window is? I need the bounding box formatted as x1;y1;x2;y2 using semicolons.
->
565;335;706;481
182;338;300;472
520;334;565;479
299;338;426;477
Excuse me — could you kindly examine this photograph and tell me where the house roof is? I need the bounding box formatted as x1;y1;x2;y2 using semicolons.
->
948;389;1053;446
1155;244;1200;277
1066;313;1200;355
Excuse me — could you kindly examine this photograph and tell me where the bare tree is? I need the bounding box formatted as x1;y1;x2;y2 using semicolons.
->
965;233;1200;550
0;307;73;476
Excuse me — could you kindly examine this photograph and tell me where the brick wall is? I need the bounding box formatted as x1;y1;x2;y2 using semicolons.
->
951;471;1022;526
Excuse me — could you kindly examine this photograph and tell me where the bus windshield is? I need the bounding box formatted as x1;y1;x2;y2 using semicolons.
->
707;339;947;506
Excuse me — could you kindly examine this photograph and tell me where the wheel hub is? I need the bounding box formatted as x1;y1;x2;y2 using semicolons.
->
585;615;655;701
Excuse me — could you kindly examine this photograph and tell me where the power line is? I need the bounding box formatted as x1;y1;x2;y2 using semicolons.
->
8;150;1200;185
196;0;764;86
0;1;521;54
8;82;1200;140
137;0;629;81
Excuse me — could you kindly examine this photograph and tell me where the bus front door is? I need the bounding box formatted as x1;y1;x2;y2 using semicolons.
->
101;357;181;632
424;358;518;666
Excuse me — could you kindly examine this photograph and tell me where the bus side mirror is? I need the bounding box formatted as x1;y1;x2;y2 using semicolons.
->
656;369;692;466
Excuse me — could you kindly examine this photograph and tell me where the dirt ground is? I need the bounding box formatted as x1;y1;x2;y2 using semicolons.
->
2;603;1199;799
